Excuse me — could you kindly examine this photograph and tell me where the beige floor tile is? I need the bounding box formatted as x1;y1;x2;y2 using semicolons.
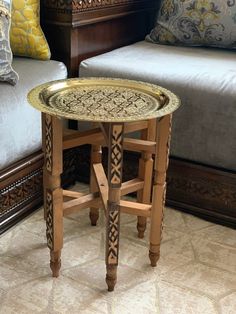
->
163;207;186;231
164;207;213;233
158;281;217;314
10;275;100;314
1;181;235;313
103;279;160;314
119;237;150;271
219;292;236;314
22;230;102;273
63;258;151;293
0;258;43;291
62;231;102;269
81;298;115;314
182;212;214;231
120;221;149;246
121;222;186;247
23;207;44;224
80;294;129;314
21;211;100;242
156;234;195;274
161;262;236;298
63;216;102;242
192;224;236;248
120;212;137;225
0;290;43;314
0;227;45;258
1;252;50;282
191;236;236;273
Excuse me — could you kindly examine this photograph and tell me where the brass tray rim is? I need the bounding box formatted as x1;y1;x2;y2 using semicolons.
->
27;77;181;122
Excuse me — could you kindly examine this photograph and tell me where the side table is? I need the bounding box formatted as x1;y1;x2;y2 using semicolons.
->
28;77;180;291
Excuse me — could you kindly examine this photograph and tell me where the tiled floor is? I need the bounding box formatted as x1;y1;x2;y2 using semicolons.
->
0;183;236;314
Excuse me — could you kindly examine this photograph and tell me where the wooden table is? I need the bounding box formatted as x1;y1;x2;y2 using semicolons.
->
28;77;180;291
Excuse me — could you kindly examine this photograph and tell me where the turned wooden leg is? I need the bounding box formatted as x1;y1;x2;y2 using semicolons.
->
106;123;124;291
42;113;63;277
137;119;156;238
90;144;102;226
149;115;172;267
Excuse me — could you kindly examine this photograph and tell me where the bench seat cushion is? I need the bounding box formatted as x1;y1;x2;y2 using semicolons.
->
0;58;67;170
80;41;236;171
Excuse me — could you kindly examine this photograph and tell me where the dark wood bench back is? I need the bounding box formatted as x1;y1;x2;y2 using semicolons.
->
41;0;159;77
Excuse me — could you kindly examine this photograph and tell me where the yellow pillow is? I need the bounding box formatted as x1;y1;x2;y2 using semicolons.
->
10;0;51;60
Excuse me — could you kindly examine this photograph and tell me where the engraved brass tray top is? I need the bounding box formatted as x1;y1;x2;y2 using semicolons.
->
27;77;180;122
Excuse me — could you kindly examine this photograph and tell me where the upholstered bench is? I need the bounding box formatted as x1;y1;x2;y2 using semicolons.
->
0;58;67;233
0;0;68;233
0;58;67;170
80;41;236;172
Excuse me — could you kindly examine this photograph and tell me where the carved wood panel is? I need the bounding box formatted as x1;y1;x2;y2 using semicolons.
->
0;169;43;217
43;0;137;12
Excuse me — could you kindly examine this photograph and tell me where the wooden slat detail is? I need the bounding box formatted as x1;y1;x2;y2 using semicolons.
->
63;192;101;216
99;123;109;145
90;137;156;153
63;128;78;136
93;163;108;211
124;121;148;133
63;128;155;153
123;138;156;154
121;178;144;195
62;189;84;201
63;128;103;149
120;200;151;217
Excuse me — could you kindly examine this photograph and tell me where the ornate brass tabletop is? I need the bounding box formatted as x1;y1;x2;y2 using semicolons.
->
27;77;180;122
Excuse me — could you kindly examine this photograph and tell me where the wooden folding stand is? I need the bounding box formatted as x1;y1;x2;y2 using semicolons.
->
43;115;172;291
28;78;180;291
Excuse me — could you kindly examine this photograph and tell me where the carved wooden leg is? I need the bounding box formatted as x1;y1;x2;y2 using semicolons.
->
137;119;156;238
42;113;63;277
149;115;172;267
106;123;124;291
90;144;102;226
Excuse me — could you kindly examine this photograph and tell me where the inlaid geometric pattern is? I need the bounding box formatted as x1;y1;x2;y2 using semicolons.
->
0;169;42;216
110;124;123;186
44;114;52;173
46;190;53;250
48;87;159;121
155;115;172;241
107;204;120;265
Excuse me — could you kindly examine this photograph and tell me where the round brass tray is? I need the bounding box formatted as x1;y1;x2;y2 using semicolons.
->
27;77;180;122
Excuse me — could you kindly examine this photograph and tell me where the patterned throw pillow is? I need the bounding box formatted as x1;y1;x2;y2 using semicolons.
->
0;0;18;85
146;0;236;49
10;0;51;60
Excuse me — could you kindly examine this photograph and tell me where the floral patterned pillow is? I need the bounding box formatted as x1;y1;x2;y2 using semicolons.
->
146;0;236;49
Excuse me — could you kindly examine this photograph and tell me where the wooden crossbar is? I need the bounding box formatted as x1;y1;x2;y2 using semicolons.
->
123;138;156;154
124;121;148;133
62;174;146;218
63;190;84;201
63;192;101;216
63;122;154;153
121;178;144;195
63;128;103;150
120;200;151;217
93;163;108;211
